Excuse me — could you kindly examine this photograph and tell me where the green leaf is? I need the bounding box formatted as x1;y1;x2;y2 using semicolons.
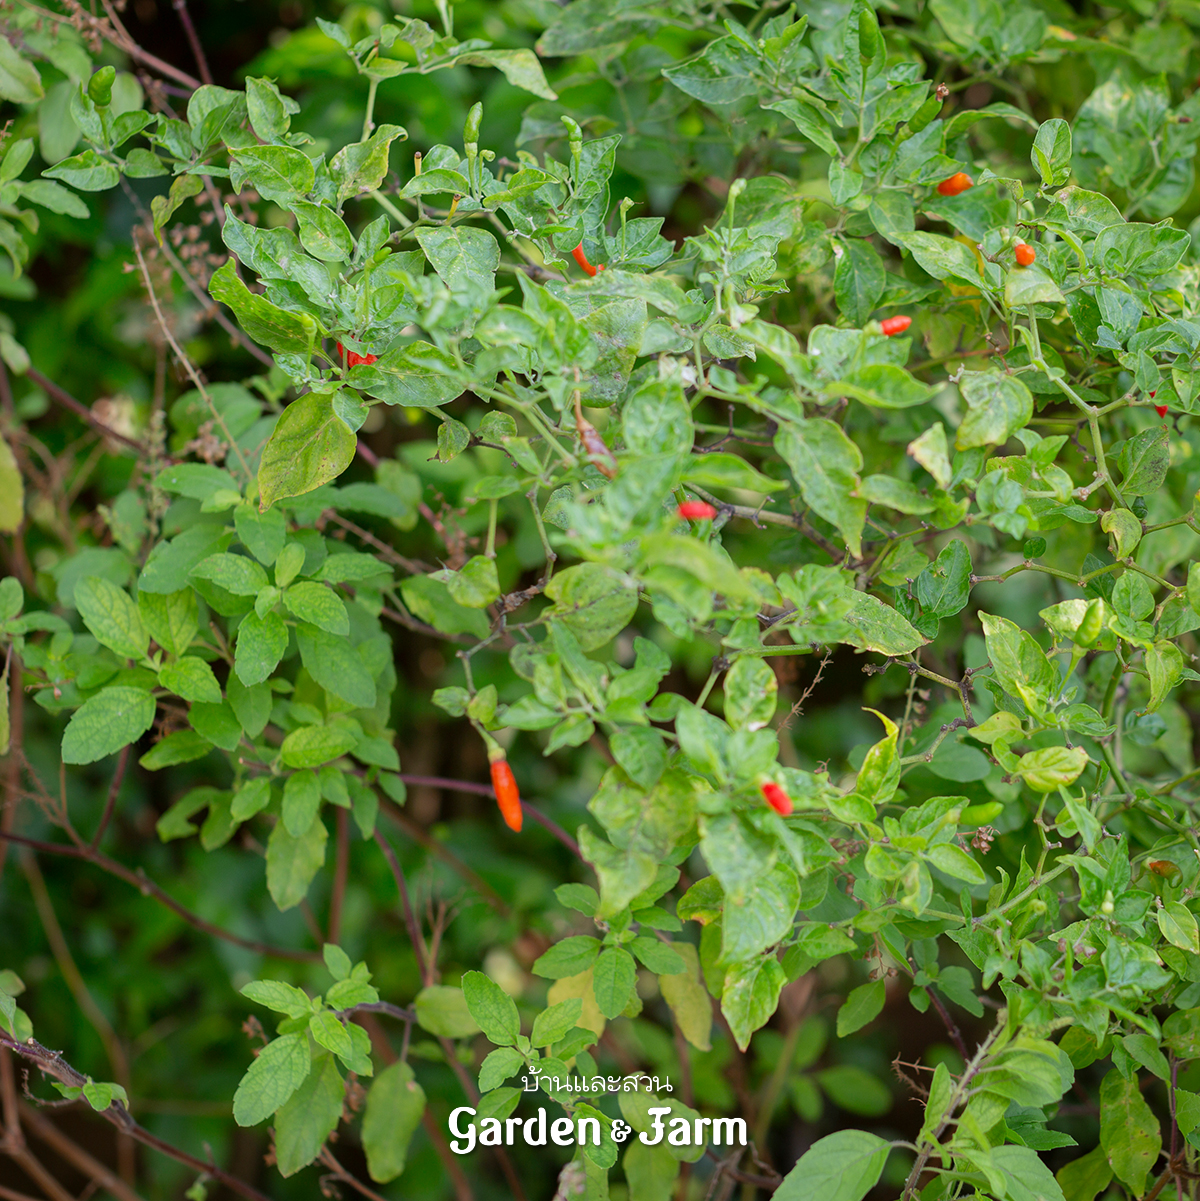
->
592;948;637;1019
234;610;287;685
414;224;500;302
828;364;934;410
351;341;465;408
227;675;272;738
265;813;327;910
296;624;376;709
330;124;407;204
232;1033;310;1126
660;942;712;1052
723;656;777;731
209;259;318;356
545;563;639;651
896;231;983;287
775;418;866;557
158;657;221;703
856;710;899;805
1055;1146;1113;1201
461;971;520;1046
190;701;241;752
273;1053;343;1177
292;201;353;263
363;1061;425;1183
74;576;148;660
282;769;321;837
0;437;22;532
258;394;356;511
62;686;156;765
1099;1068;1161;1196
533;937;602;980
444;555;499;610
680;452;783;494
241;980;313;1019
956;371;1034;449
836;978;885;1036
531;998;583;1047
191;553;269;596
279;725;358;768
844;591;926;655
150;173;204;242
926;843;986;884
414;985;481;1039
44;149;115;190
138;589;198;657
231;144;315;205
0;36;43;104
283;582;348;634
1005;260;1065;306
1032;118;1072;187
833;239;884;327
1014;746;1088;792
917;540;972;618
764;98;840;156
138;729;213;770
721;955;786;1051
1118;425;1170;495
1159;901;1200;954
774;1131;890;1201
992;1146;1068;1201
816;1064;892;1117
454;48;557;98
235;503;287;566
629;936;684;976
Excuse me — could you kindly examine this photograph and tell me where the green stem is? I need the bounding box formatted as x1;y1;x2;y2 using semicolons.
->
362;76;379;141
485;499;498;559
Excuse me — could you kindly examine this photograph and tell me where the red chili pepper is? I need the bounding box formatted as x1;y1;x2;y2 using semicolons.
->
936;172;973;197
489;755;523;832
761;782;793;817
1156;404;1169;418
880;315;912;337
678;501;718;520
1014;242;1036;267
572;243;603;277
336;341;377;368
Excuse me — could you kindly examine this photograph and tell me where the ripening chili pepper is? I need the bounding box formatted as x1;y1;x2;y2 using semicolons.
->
1156;404;1169;417
678;501;718;520
761;782;793;817
1148;859;1180;878
488;751;523;833
574;390;618;479
880;315;912;337
572;243;603;277
1014;242;1036;267
937;172;973;197
336;341;377;368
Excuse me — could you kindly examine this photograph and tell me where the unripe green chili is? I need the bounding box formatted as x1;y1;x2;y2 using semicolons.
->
858;8;881;63
463;102;482;193
463;102;483;149
908;94;942;134
1075;598;1104;649
561;116;583;183
88;66;116;107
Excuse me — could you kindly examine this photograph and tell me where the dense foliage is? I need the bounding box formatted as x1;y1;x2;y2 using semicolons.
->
10;0;1200;1198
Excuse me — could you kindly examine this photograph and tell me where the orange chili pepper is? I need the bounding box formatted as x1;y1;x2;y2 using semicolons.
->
489;753;523;832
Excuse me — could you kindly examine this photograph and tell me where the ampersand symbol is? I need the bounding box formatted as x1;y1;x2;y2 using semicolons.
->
610;1120;632;1143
